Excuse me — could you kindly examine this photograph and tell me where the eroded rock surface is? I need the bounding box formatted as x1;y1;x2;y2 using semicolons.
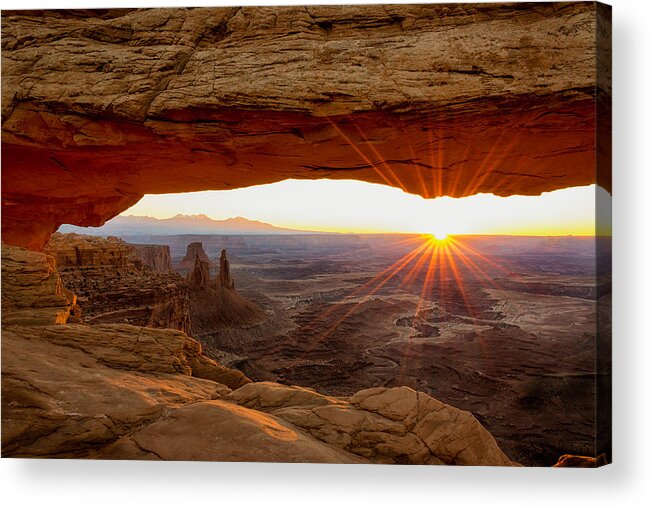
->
2;322;511;464
44;233;192;333
1;4;610;249
553;453;608;468
130;243;173;273
186;254;211;290
227;382;514;465
1;241;249;388
1;243;81;326
103;400;364;463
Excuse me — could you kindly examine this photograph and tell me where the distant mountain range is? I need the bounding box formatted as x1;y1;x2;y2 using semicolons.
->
59;214;318;236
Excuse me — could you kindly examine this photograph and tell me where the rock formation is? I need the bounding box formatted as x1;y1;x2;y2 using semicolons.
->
1;242;515;464
553;453;608;468
44;233;191;333
0;5;610;467
1;243;82;326
186;254;211;290
217;249;235;290
226;382;513;466
0;4;611;250
185;246;263;335
130;243;172;273
181;242;210;272
46;233;139;269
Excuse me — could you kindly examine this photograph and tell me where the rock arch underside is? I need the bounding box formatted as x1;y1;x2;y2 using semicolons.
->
1;3;611;250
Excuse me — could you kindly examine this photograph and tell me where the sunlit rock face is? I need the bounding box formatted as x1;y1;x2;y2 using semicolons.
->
226;382;514;465
43;233;192;334
1;243;82;326
1;4;609;250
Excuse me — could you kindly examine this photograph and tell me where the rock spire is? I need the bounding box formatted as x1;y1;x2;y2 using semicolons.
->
217;249;235;290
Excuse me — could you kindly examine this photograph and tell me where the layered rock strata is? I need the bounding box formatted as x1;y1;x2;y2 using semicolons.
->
130;243;173;273
44;233;191;333
1;243;82;326
0;4;611;249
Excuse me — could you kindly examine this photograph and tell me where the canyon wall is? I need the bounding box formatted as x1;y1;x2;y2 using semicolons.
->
44;233;191;333
130;243;173;273
1;4;610;250
1;243;82;326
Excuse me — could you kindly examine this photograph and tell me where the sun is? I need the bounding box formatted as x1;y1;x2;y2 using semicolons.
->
424;231;449;242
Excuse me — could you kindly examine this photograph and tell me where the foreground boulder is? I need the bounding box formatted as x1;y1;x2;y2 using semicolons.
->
101;400;364;463
227;383;514;466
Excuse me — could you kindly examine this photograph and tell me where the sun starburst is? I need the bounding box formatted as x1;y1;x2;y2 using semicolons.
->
303;233;509;352
302;119;512;349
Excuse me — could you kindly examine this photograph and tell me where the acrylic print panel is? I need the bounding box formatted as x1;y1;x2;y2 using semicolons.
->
0;2;611;467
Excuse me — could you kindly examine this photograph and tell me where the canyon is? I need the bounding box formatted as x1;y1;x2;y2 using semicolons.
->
1;240;515;465
4;229;608;465
145;231;610;466
43;233;191;334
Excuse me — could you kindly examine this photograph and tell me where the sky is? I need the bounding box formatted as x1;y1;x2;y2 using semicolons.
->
120;179;611;236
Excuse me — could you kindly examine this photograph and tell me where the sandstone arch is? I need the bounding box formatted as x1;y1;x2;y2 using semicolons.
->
1;4;611;250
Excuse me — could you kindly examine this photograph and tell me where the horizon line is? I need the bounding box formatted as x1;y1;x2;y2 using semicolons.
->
103;213;607;237
60;229;608;239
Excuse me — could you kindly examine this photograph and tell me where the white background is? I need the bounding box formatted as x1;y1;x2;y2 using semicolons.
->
1;0;649;505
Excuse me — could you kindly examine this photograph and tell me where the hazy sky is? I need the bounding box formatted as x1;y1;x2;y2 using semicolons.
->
120;179;610;236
